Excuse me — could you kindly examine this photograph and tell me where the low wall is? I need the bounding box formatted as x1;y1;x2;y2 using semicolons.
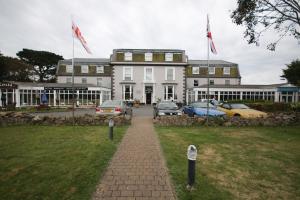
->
153;112;300;127
0;112;131;126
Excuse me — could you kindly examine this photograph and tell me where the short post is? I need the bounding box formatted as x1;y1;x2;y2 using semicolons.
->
187;145;197;190
108;118;114;140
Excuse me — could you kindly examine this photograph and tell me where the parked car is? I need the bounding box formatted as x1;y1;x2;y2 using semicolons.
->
153;101;182;119
217;103;267;118
183;102;226;117
96;100;132;117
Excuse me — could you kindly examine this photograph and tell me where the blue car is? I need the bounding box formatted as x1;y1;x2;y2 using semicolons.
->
183;102;226;117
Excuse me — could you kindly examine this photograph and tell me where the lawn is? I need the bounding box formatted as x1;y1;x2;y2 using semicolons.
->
156;126;300;200
0;125;127;200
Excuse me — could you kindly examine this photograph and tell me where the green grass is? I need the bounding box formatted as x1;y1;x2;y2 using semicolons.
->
156;126;300;200
0;125;127;200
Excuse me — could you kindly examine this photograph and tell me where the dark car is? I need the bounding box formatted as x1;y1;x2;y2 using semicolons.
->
153;101;182;119
96;100;132;118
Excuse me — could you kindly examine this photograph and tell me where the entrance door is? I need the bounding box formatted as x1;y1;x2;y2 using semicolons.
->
145;86;153;105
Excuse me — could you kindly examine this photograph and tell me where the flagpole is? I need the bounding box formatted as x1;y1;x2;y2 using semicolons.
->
206;14;210;125
72;25;75;126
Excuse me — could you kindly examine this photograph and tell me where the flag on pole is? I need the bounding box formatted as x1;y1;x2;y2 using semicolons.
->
207;15;217;54
72;21;92;54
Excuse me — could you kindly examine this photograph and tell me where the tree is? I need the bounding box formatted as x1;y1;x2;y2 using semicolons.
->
0;53;32;82
281;59;300;86
17;49;63;82
231;0;300;50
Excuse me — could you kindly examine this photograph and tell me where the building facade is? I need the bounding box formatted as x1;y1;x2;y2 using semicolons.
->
0;48;298;108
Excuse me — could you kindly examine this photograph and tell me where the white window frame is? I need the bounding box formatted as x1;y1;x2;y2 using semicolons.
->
208;67;215;75
164;85;175;101
123;85;133;100
224;67;230;75
194;80;199;87
145;52;153;62
124;52;132;61
192;67;199;74
66;65;73;73
165;53;173;61
82;77;87;84
144;67;154;81
96;66;104;73
165;67;175;81
66;77;72;83
81;65;89;73
123;67;133;81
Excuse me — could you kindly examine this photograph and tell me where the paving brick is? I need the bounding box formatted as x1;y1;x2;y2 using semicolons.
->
92;116;176;199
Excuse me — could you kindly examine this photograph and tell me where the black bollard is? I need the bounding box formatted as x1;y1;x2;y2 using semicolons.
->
108;118;114;141
187;145;197;190
188;159;196;186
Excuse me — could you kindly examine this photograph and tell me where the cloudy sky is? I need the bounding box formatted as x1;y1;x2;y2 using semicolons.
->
0;0;299;84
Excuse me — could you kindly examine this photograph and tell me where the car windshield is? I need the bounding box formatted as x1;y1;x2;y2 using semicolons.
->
101;100;122;107
191;102;215;108
157;102;178;109
230;104;249;109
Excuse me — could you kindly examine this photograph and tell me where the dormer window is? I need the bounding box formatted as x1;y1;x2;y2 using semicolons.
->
66;65;73;73
96;66;104;73
81;65;89;73
192;67;199;74
124;52;132;61
145;53;153;61
208;67;215;75
165;53;173;61
224;67;230;75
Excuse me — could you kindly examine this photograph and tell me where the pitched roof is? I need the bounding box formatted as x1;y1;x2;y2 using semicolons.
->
188;60;237;65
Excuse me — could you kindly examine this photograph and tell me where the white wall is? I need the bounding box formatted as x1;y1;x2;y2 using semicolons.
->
186;78;240;88
113;65;185;103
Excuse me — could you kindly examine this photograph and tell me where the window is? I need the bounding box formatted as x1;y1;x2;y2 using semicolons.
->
124;52;132;61
224;67;230;75
97;78;102;86
164;85;175;100
165;53;173;61
123;85;133;100
145;53;152;61
192;67;199;74
66;77;72;83
144;67;153;81
123;67;133;81
96;66;104;73
66;65;73;73
81;65;89;73
194;80;199;87
82;78;87;84
209;79;214;85
208;67;215;74
225;79;230;85
165;67;175;81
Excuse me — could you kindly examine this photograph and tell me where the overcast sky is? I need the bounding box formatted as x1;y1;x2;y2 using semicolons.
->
0;0;299;84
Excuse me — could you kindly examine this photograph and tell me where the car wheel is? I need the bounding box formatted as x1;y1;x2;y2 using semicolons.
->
233;114;241;119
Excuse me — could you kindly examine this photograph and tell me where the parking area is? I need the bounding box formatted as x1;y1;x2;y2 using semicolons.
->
132;105;153;117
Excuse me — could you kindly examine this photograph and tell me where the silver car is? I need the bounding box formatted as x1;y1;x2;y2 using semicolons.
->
96;100;132;117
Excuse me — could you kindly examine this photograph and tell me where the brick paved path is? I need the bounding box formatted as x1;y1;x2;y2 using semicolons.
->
92;116;176;200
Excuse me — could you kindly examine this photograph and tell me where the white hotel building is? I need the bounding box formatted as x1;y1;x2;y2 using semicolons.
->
0;49;299;107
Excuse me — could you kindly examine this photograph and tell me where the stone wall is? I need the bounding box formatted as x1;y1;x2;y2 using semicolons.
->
153;112;300;127
0;112;131;126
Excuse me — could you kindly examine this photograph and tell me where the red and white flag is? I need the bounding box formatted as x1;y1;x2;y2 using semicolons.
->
207;15;217;54
72;21;92;54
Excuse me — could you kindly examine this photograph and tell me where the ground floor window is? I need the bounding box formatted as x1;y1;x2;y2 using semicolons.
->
164;85;176;101
123;85;133;100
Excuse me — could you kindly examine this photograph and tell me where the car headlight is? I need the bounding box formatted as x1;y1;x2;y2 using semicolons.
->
158;112;165;115
177;111;182;115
